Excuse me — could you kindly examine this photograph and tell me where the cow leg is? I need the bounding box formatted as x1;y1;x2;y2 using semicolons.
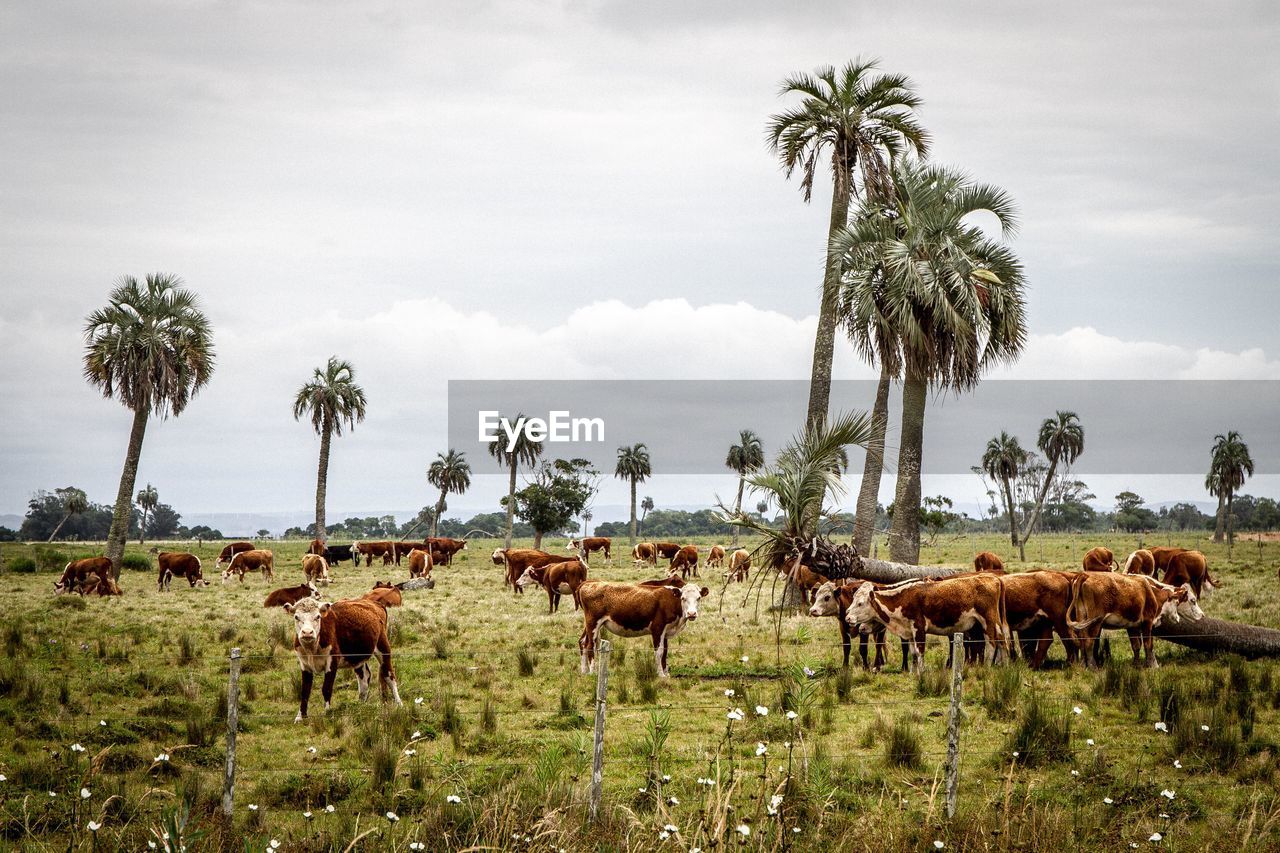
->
913;626;927;673
652;628;668;678
354;662;372;701
872;626;888;672
839;619;852;668
297;670;314;722
1028;626;1054;670
376;636;401;704
1143;627;1158;668
1127;628;1143;664
580;622;598;674
321;667;338;711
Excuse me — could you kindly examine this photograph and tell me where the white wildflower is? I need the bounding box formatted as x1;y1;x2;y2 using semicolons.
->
404;748;416;756
410;844;426;851
386;811;399;822
0;774;6;782
414;696;424;705
668;796;679;805
736;824;751;837
303;811;312;819
658;831;670;841
325;804;335;813
80;788;91;799
1160;789;1175;800
661;774;671;782
664;824;678;833
411;730;422;740
306;746;317;754
247;804;258;811
786;710;798;720
447;794;462;803
1087;739;1096;746
71;743;86;753
1154;721;1168;732
935;843;945;850
87;820;101;831
727;708;744;721
269;841;280;851
154;753;169;763
99;720;106;727
1150;833;1162;842
724;689;735;698
1071;770;1079;777
1173;759;1182;769
803;666;815;677
1103;797;1113;805
756;742;768;756
1201;724;1210;732
1160;813;1170;819
755;705;768;716
1072;706;1083;715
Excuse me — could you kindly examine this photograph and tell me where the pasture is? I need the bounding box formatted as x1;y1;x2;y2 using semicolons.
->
1;533;1279;851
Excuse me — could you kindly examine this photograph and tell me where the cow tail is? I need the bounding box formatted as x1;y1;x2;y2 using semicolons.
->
997;576;1010;657
1066;572;1102;631
1123;551;1135;573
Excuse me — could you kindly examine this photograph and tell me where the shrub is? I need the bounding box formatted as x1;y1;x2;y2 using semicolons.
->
915;667;949;698
32;546;69;571
980;664;1023;720
121;553;151;572
884;716;922;769
8;556;36;574
1004;695;1072;767
517;649;537;677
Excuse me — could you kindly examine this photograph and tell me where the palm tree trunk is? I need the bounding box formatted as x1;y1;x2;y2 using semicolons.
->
1155;616;1280;658
856;557;962;583
629;479;638;547
731;476;746;548
533;529;543;550
105;406;150;577
1226;492;1235;544
889;373;926;564
504;460;518;549
138;508;148;545
1213;492;1227;542
432;490;447;538
804;170;854;429
48;513;72;543
852;365;892;556
1016;457;1059;561
1000;476;1018;548
314;416;332;541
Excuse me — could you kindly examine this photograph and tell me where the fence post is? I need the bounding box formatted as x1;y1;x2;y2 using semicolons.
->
944;632;963;819
222;647;242;817
589;639;611;822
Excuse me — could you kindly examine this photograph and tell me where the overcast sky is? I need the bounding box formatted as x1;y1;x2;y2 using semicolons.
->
2;1;1277;525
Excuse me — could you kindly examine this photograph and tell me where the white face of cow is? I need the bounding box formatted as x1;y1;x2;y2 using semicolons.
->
284;598;331;646
491;548;505;565
515;567;539;589
1171;585;1204;622
808;582;841;618
677;585;710;621
844;582;876;627
565;540;579;552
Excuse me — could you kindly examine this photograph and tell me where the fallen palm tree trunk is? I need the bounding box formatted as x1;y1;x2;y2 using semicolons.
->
1153;617;1280;658
851;557;963;583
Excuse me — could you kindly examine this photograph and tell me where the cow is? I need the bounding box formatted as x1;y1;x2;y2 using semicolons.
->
364;582;404;608
517;556;589;613
727;549;751;583
407;548;433;580
223;549;275;583
494;548;567;593
1066;572;1203;668
846;574;1011;672
307;538;326;556
669;545;699;578
323;544;354;566
55;557;115;595
282;596;403;721
1123;549;1157;577
491;548;507;567
1000;571;1080;668
654;542;681;560
352;541;395;567
426;537;468;565
706;545;726;570
632;542;658;566
810;580;902;671
783;557;829;604
157;552;207;591
301;553;331;586
1146;546;1190;575
389;541;425;565
1082;546;1118;572
1162;550;1218;599
577;580;710;677
973;552;1006;574
567;537;612;565
215;541;255;568
264;582;321;608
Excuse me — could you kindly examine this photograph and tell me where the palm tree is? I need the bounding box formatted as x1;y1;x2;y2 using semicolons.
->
836;161;1027;564
136;483;159;544
639;496;654;534
615;444;652;547
767;59;929;429
488;414;543;549
293;357;367;542
1207;431;1254;543
982;432;1028;551
46;487;88;542
427;450;472;538
1013;412;1085;560
83;274;214;574
756;499;769;520
725;429;765;547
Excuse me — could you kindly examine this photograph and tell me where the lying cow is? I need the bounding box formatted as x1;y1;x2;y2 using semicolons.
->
577;580;709;677
301;553;331;586
364;581;403;608
407;548;433;580
494;548;566;593
1082;546;1118;572
283;596;403;721
264;581;321;608
973;551;1006;574
567;536;611;565
517;557;588;613
1066;572;1202;668
670;545;699;578
215;541;255;568
727;549;751;583
55;557;118;596
632;542;658;566
157;552;207;591
706;545;726;570
223;549;275;583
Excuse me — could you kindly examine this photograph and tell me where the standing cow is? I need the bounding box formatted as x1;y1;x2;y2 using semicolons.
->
215;541;255;569
706;545;726;570
577;581;709;677
669;545;699;578
567;537;612;565
157;552;207;591
301;553;331;586
517;556;589;613
1066;572;1202;668
632;542;658;566
283;596;403;721
407;548;433;580
223;549;275;583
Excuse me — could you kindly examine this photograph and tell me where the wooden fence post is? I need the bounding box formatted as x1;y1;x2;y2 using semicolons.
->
222;647;242;817
944;632;964;819
589;639;611;822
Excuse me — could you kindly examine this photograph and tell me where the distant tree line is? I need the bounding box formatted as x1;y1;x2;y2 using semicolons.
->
17;487;203;541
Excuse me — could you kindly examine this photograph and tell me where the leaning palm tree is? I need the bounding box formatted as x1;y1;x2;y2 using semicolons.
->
488;414;543;549
835;160;1027;564
136;483;159;544
47;487;89;542
427;450;472;537
768;59;929;429
615;444;652;547
639;496;654;534
83;274;215;574
293;357;367;542
1207;431;1254;543
1013;412;1085;560
725;430;765;547
982;432;1027;551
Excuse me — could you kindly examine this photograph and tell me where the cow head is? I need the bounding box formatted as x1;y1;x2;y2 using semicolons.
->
491;548;506;566
674;585;709;620
516;566;544;590
808;581;842;618
1169;584;1204;622
220;567;234;584
284;597;330;646
566;540;580;552
844;582;877;627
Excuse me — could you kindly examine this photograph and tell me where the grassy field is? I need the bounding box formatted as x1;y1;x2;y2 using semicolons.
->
1;532;1279;851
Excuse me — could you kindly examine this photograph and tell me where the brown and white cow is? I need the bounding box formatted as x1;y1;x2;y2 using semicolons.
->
517;556;589;613
727;549;751;583
632;542;658;566
426;537;467;565
495;548;568;593
301;553;331;586
307;538;326;556
157;552;207;591
363;581;404;608
1000;570;1079;668
846;574;1011;672
283;596;403;721
407;548;433;580
1066;572;1203;668
1082;546;1118;572
388;541;424;565
973;551;1006;574
654;542;681;560
577;580;710;677
1123;549;1157;577
264;581;321;608
567;537;612;565
55;557;116;596
215;541;255;568
783;557;829;604
809;580;909;671
669;545;699;578
222;549;275;583
1161;550;1217;599
352;541;395;567
706;545;726;570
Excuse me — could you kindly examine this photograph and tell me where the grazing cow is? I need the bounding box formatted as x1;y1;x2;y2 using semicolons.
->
407;548;433;580
425;537;467;566
283;597;402;721
577;581;710;677
55;557;116;596
264;582;321;608
364;582;403;608
669;545;699;578
301;553;331;586
567;537;612;565
223;549;275;583
727;549;751;583
632;542;658;566
973;552;1006;574
352;541;395;567
1162;550;1218;599
491;548;507;566
157;552;207;591
1146;546;1190;575
1000;571;1079;668
1123;549;1157;577
846;574;1011;672
706;545;726;570
1082;547;1118;572
215;541;255;568
495;548;568;593
517;556;589;613
654;542;681;560
1066;572;1202;668
323;544;354;566
783;557;829;604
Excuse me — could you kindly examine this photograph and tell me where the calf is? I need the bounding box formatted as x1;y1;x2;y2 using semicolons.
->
426;537;467;565
223;549;275;583
55;557;116;596
407;548;433;580
157;552;207;591
567;536;612;565
1123;549;1157;577
517;556;589;613
495;548;567;593
973;551;1006;574
1082;546;1117;572
809;580;909;671
654;542;681;560
301;553;331;586
727;549;751;583
632;542;658;566
364;582;403;608
706;545;726;570
1162;550;1218;599
669;545;699;578
283;597;403;721
264;581;321;608
1000;571;1079;668
215;541;255;568
577;580;710;677
1066;572;1202;668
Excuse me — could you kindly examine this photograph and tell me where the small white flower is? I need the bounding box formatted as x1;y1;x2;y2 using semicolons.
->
1071;770;1079;776
724;689;735;698
414;696;424;705
740;656;749;663
325;804;335;813
410;844;426;851
1160;789;1175;800
783;741;791;749
71;743;86;753
664;824;678;833
658;831;670;841
0;774;6;782
99;720;106;727
803;666;815;677
661;774;671;782
638;787;648;793
755;706;769;717
792;828;801;834
668;795;679;805
1087;739;1096;746
1150;833;1163;842
1160;812;1170;819
1155;722;1168;732
785;710;798;720
1103;797;1114;804
1201;724;1210;732
934;843;945;850
1012;751;1020;758
154;753;169;762
247;804;258;811
411;730;422;740
149;843;157;850
303;811;313;819
386;811;399;822
1173;759;1182;768
446;794;462;804
269;841;280;851
1131;844;1140;849
87;820;101;832
727;708;744;721
404;748;416;756
48;791;57;798
80;788;91;799
755;742;768;756
736;824;751;837
306;746;317;754
1072;706;1083;715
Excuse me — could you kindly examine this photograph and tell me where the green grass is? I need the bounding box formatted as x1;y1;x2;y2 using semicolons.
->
0;532;1277;850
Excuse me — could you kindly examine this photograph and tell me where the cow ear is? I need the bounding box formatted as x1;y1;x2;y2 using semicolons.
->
318;602;332;614
699;587;709;598
283;602;296;614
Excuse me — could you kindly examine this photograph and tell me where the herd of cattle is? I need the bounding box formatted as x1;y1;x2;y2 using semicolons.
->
47;535;1221;720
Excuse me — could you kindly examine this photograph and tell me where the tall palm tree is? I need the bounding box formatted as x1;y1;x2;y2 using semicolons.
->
293;357;367;542
725;429;765;547
427;450;472;538
136;483;159;544
767;59;929;429
1207;431;1254;543
836;161;1027;564
83;274;215;574
982;432;1028;551
47;487;88;542
1014;412;1085;560
615;444;652;547
488;414;543;549
639;496;654;534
